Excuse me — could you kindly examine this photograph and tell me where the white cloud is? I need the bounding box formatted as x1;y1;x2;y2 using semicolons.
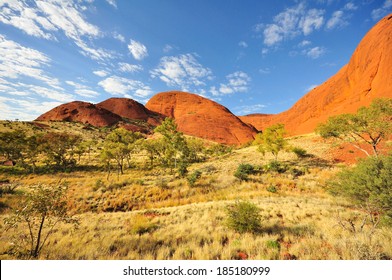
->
28;85;74;102
371;0;392;21
151;53;212;91
344;3;358;11
303;46;326;59
113;32;125;42
259;68;271;74
128;39;148;60
326;11;348;29
298;40;311;47
299;9;324;35
211;71;251;96
0;95;62;121
259;3;324;46
235;104;267;115
93;70;109;77
0;0;115;61
98;76;153;98
163;44;174;53
0;34;60;88
66;80;100;98
118;63;143;73
238;41;248;48
106;0;117;8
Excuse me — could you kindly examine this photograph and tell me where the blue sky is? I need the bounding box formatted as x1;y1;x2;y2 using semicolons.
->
0;0;391;121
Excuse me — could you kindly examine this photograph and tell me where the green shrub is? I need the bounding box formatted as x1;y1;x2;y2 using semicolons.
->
292;147;307;158
187;170;202;187
329;155;392;223
226;200;262;233
266;240;281;250
263;160;287;173
288;166;306;177
234;163;255;181
267;185;278;193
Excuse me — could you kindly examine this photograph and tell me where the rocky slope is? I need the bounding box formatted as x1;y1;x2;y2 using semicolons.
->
240;14;392;135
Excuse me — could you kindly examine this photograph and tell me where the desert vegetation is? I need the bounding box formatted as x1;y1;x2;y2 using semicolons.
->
0;99;391;260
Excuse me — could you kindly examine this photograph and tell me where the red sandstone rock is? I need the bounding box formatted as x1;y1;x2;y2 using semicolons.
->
97;97;163;126
35;101;122;127
240;14;392;135
145;91;257;145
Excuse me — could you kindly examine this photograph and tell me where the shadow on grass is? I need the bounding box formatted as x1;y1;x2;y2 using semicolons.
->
0;165;103;176
262;223;315;237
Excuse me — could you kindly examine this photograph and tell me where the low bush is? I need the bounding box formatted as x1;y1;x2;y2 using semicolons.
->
226;200;262;234
234;163;256;181
187;170;202;187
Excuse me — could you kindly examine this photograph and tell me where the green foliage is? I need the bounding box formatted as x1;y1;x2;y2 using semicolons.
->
101;128;142;177
316;98;392;156
206;143;233;156
263;160;288;174
329;155;392;224
266;240;281;250
3;182;78;259
256;124;288;160
187;170;202;187
266;185;278;193
40;132;82;170
226;200;262;234
234;163;255;181
292;147;308;159
154;118;190;173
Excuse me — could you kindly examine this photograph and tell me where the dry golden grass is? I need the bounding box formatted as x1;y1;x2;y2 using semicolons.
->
1;122;391;260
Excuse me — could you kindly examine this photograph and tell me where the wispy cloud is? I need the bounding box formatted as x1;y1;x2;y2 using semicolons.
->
326;11;348;29
0;0;115;61
118;63;143;73
98;76;153;98
211;71;251;96
93;70;109;77
66;81;100;98
238;41;248;48
0;34;60;88
371;0;392;21
106;0;117;9
260;3;325;47
303;46;326;59
151;53;212;91
128;39;148;61
234;104;266;115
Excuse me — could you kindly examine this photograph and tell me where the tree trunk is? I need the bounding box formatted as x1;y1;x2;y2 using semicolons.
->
33;214;46;258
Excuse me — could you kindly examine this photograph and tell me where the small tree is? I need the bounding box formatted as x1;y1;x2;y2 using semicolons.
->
316;98;392;157
329;155;392;232
226;200;262;233
256;123;288;160
4;182;78;259
101;128;142;177
40;132;81;170
154;118;190;174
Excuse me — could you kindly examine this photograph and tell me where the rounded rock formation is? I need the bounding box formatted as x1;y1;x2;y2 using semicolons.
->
35;101;122;127
240;14;392;135
145;91;257;145
97;97;163;126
